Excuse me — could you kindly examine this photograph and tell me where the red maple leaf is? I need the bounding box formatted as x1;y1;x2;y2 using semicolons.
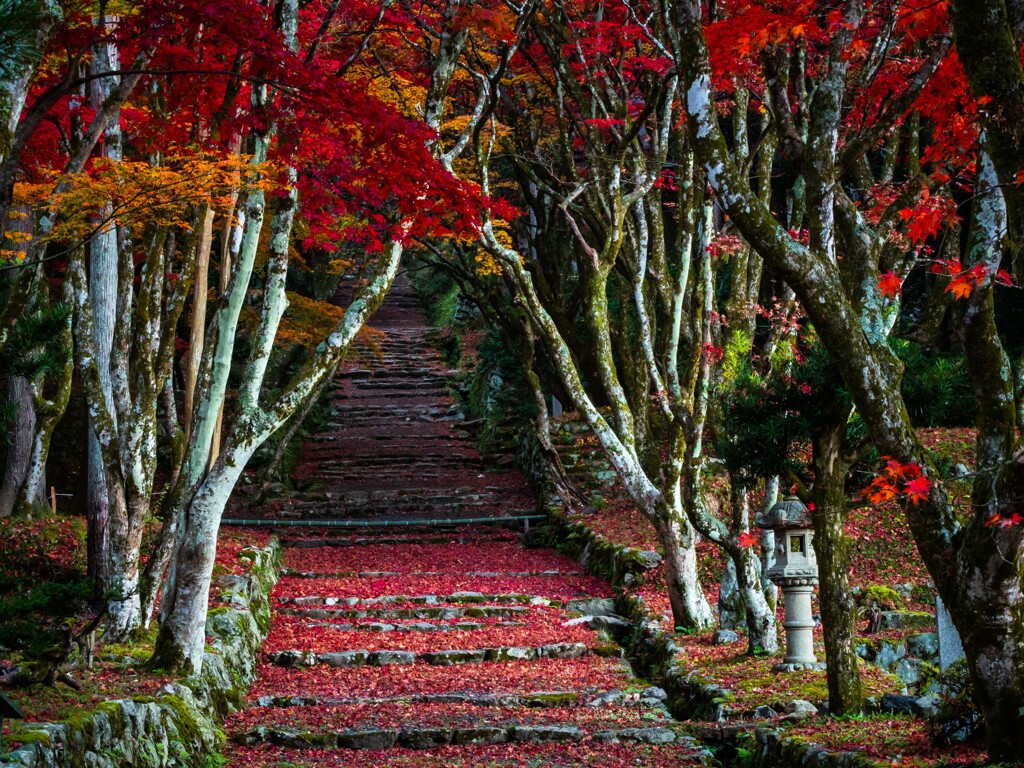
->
876;272;902;299
737;531;758;548
997;512;1024;528
903;475;932;505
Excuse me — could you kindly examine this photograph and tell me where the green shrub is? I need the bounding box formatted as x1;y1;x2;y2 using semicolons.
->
930;658;984;746
892;339;975;427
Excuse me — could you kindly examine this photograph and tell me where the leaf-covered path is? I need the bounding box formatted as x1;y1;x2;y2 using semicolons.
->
221;275;711;766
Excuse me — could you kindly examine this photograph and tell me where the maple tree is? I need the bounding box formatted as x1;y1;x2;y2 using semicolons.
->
673;0;1024;756
0;0;495;665
2;0;1022;759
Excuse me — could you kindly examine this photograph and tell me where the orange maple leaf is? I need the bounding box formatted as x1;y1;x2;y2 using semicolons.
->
862;477;898;505
946;275;974;299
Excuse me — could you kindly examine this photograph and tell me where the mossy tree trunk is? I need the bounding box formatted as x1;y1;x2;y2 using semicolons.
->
0;376;36;517
811;418;863;715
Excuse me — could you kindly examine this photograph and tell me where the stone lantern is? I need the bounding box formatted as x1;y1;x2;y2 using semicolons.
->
756;495;825;672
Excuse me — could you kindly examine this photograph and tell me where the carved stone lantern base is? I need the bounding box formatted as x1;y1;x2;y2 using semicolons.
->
772;660;827;673
772;577;823;673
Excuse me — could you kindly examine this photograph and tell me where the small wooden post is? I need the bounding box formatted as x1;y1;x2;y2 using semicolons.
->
50;486;57;514
0;691;25;738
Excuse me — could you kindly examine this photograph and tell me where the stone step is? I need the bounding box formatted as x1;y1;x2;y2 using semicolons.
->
266;642;608;669
274;531;526;546
277;592;593;607
270;503;535;520
232;724;681;750
305;432;473;444
280;569;584;578
339;379;450;390
278;605;533;620
284;485;510;499
251;689;609;709
284;484;525;500
336;368;444;379
262;512;538;528
298;619;526;633
302;453;480;466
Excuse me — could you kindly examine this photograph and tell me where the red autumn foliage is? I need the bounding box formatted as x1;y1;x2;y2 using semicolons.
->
223;741;704;767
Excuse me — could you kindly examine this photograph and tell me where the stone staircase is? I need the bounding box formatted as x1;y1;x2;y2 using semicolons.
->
220;271;711;766
224;272;537;529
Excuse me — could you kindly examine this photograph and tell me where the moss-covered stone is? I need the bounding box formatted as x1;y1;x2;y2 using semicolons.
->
0;539;280;768
521;692;579;707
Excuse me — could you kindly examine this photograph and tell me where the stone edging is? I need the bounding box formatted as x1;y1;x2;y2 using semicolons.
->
0;539;281;768
546;508;898;768
732;727;888;768
539;511;728;721
541;510;662;589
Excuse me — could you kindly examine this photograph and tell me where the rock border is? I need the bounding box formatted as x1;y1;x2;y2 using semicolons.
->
732;727;889;768
0;539;281;768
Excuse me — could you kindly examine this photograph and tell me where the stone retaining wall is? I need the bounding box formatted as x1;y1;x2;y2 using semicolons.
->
0;540;281;768
541;510;662;589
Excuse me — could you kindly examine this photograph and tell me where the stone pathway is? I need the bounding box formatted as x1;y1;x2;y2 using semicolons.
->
221;273;710;766
227;273;538;528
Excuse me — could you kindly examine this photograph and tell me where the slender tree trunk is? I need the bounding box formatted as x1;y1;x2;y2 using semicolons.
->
152;240;402;673
104;486;144;640
0;376;37;517
731;543;779;654
85;20;122;597
761;476;780;610
183;206;213;439
16;349;74;516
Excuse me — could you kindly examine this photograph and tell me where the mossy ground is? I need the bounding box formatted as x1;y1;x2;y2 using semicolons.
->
784;714;987;766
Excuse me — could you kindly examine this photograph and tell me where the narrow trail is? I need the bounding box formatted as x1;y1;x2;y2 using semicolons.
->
222;273;709;766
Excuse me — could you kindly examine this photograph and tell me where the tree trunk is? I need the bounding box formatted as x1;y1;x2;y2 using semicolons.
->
0;376;36;517
16;347;74;516
152;239;402;673
760;476;780;610
811;422;863;715
182;206;213;439
103;485;144;640
718;560;744;630
653;513;715;631
730;543;779;655
85;23;122;596
951;548;1024;761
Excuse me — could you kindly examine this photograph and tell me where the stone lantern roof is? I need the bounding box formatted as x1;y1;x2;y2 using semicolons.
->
755;495;812;531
